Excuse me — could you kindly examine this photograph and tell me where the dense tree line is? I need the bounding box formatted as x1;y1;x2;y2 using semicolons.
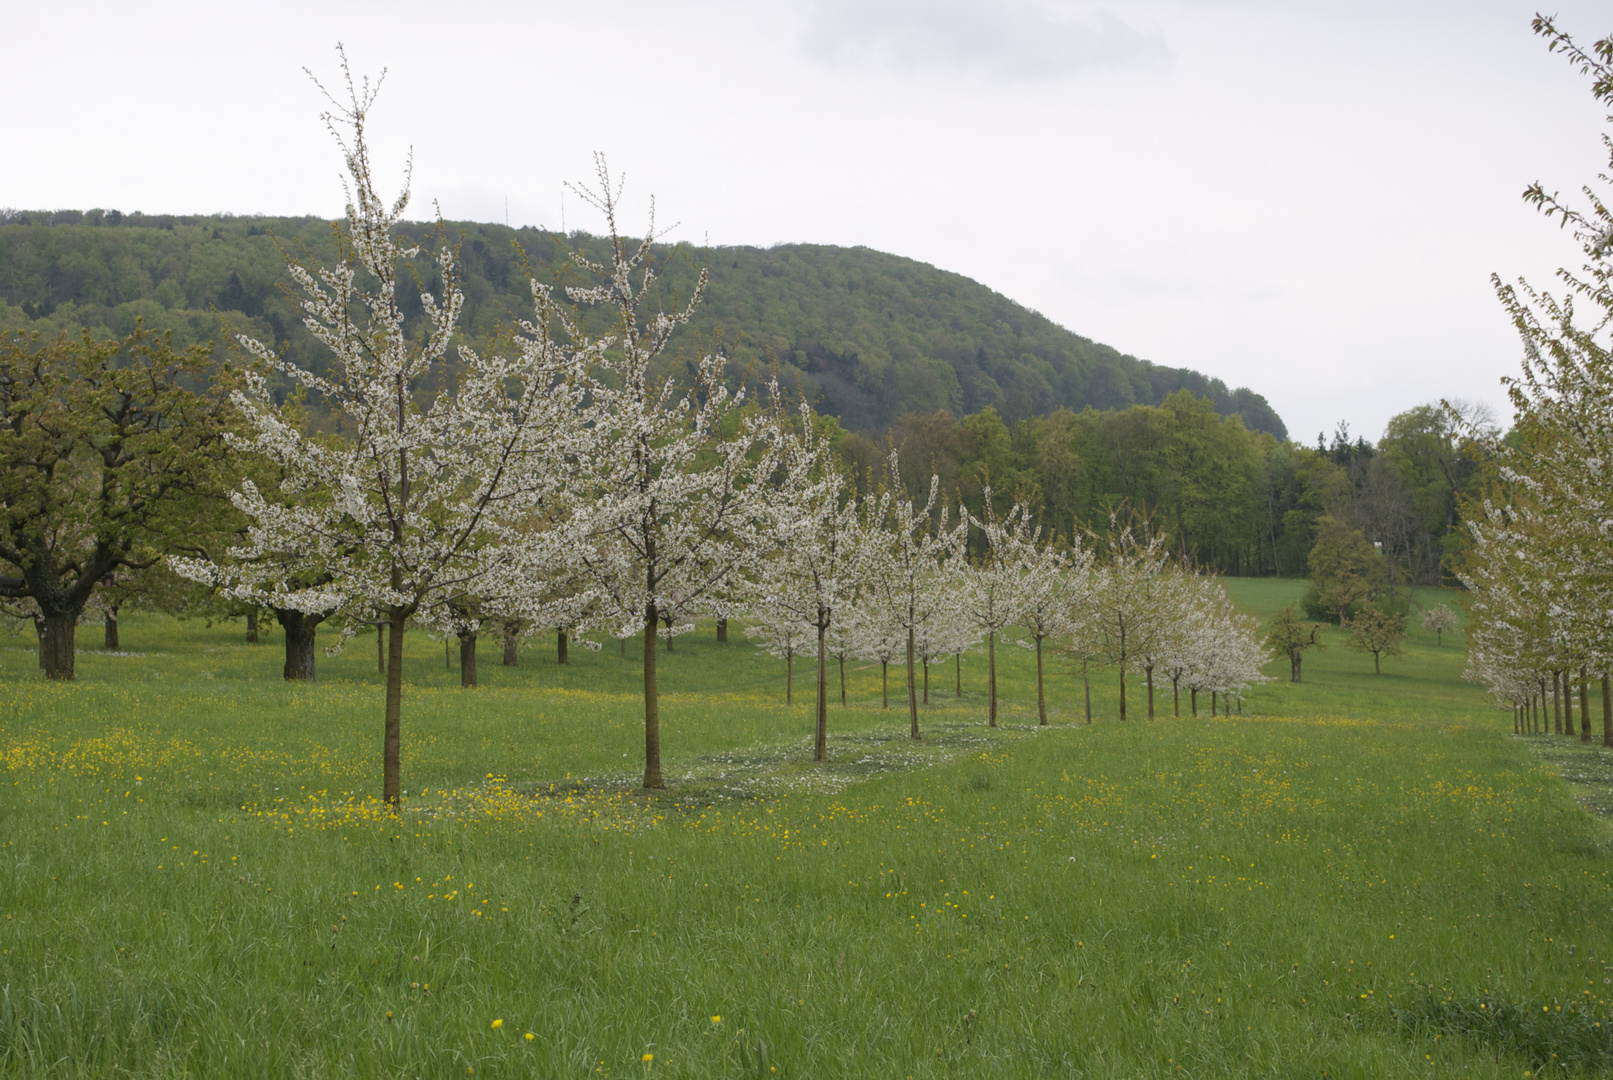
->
832;396;1484;583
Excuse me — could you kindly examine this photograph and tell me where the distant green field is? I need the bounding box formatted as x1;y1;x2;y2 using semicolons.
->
3;587;1612;1078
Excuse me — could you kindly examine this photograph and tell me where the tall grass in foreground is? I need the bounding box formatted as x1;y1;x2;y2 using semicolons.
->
2;598;1610;1077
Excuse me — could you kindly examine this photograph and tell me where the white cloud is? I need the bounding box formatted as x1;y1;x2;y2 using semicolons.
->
799;0;1168;78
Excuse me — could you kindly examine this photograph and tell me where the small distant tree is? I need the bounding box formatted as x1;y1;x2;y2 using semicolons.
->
1421;603;1459;646
1347;606;1406;674
1265;605;1324;683
1305;514;1386;625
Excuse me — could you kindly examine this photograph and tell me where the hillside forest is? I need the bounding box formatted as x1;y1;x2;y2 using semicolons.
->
0;210;1478;586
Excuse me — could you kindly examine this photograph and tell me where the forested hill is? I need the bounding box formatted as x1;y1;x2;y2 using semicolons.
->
0;209;1285;438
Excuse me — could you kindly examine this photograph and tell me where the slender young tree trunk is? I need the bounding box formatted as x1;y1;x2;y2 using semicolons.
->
956;652;962;697
1291;650;1302;683
244;608;257;644
377;621;387;675
1191;688;1198;718
786;651;793;706
988;630;998;728
445;635;451;672
1541;677;1549;733
907;627;920;740
279;609;318;682
460;632;477;688
41;611;76;679
814;622;828;762
717;617;728;643
384;608;406;809
1036;636;1047;725
839;657;846;706
105;606;120;650
1118;664;1127;720
881;661;888;708
1172;676;1180;718
1565;671;1575;735
1373;651;1381;676
503;625;518;666
1212;690;1218;717
620;636;627;658
1083;659;1091;724
923;657;929;705
1581;666;1591;743
558;629;569;665
643;598;664;789
1602;675;1612;748
1554;671;1563;734
1146;664;1155;720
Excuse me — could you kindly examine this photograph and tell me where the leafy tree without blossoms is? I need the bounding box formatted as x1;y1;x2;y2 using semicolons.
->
174;61;585;807
1265;605;1324;683
1421;603;1459;646
0;327;235;678
555;161;799;789
1346;606;1406;675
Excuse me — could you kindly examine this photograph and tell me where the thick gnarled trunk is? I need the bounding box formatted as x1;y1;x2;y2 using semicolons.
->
557;629;568;665
277;609;320;682
41;612;76;680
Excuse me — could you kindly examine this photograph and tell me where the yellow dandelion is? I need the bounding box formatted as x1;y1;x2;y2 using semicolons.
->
525;1032;536;1041
642;1053;654;1062
491;1018;503;1030
711;1015;722;1023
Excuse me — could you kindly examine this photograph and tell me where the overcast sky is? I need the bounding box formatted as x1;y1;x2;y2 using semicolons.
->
5;0;1609;443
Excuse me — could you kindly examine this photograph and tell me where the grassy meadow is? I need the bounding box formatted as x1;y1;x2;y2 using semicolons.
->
3;581;1613;1078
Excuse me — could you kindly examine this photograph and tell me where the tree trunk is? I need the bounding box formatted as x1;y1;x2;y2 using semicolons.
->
1118;664;1127;720
786;651;793;706
1191;688;1198;718
1212;690;1218;717
1036;636;1047;725
839;657;846;706
244;607;257;644
923;657;929;705
717;617;728;643
956;652;962;697
1290;649;1302;683
1554;671;1563;734
643;599;664;789
1603;675;1611;748
663;616;674;654
558;628;569;665
377;621;387;675
384;608;406;808
1373;650;1381;675
460;632;478;688
1083;661;1091;724
278;609;319;682
987;630;997;728
881;660;888;708
620;636;627;658
1580;666;1591;743
503;624;518;666
907;627;919;740
445;634;451;672
105;606;120;651
1146;664;1155;720
40;611;76;680
1172;676;1180;718
1565;671;1574;735
1541;677;1549;733
814;623;828;762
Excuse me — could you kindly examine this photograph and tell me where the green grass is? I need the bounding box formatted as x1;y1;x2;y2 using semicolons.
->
3;591;1613;1078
